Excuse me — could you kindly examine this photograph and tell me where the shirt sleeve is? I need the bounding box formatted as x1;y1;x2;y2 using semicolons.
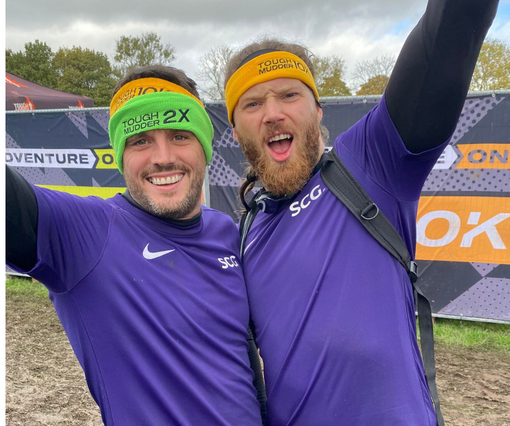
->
335;96;449;202
10;181;113;293
6;166;38;271
385;0;499;152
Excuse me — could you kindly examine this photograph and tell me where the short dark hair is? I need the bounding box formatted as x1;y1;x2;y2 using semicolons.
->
113;65;201;100
224;37;316;89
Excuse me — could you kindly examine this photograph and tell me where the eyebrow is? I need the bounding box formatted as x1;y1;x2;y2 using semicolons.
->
242;84;304;101
126;131;155;146
126;133;146;142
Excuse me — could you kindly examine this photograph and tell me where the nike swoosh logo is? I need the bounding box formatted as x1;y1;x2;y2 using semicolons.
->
243;237;258;255
143;244;175;260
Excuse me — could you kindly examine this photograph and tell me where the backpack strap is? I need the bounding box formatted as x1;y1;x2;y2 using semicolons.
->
240;201;260;257
239;201;266;424
320;148;444;426
247;316;267;424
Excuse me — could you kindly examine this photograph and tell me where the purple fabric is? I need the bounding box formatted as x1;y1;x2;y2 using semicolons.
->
244;97;448;425
9;190;261;426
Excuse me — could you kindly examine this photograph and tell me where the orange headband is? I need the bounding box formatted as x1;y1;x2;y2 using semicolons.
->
224;51;319;125
110;77;203;116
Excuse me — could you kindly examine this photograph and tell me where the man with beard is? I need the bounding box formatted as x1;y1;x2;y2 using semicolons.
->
6;65;263;426
224;0;498;424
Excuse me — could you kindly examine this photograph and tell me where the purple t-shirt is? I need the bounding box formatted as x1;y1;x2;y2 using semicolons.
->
243;96;447;425
10;190;261;426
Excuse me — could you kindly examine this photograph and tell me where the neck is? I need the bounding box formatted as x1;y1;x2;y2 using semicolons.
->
122;190;202;226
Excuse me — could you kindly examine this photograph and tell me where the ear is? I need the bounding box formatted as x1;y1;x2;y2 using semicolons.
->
316;104;323;122
232;126;239;142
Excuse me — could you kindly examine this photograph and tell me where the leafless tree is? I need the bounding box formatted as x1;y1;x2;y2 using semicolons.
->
196;45;237;100
351;54;395;94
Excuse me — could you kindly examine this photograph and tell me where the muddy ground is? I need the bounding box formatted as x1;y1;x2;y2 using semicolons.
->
6;286;510;426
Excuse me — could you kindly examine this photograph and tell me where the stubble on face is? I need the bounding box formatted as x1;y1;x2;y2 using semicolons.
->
124;163;205;220
236;116;322;197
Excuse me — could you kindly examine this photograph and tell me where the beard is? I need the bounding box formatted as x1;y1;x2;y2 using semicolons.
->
236;117;322;197
125;164;205;220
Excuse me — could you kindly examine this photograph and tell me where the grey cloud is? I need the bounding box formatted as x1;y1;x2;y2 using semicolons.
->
7;0;509;89
7;0;425;32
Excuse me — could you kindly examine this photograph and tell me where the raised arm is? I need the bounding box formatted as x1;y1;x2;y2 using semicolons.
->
385;0;499;152
6;166;39;271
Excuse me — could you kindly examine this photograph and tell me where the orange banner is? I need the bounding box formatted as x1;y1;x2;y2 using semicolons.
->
416;196;510;264
456;144;510;170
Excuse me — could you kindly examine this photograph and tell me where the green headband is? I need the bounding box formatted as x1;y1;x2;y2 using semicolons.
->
108;91;214;173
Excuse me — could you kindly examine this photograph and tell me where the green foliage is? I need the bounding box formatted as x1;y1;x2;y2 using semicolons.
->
312;55;351;97
356;74;390;95
470;38;510;91
5;40;58;88
52;46;117;106
114;32;176;76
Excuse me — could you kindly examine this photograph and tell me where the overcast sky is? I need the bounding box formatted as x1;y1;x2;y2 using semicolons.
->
5;0;510;90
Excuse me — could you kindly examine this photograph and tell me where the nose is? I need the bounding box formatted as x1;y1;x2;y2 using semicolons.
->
262;98;285;125
150;135;177;165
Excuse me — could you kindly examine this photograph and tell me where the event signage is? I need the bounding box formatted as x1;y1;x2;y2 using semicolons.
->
6;93;510;323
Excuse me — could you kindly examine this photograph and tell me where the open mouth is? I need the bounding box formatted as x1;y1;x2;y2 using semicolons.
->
268;133;293;160
147;174;184;186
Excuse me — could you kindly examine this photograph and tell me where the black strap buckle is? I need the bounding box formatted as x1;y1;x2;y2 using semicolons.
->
408;261;419;283
360;202;379;221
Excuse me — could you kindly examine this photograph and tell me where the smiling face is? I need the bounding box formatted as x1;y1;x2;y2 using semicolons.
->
122;128;206;220
233;78;324;197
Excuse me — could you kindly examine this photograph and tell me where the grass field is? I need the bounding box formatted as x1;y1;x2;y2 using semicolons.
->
433;317;510;354
6;276;48;296
5;276;510;426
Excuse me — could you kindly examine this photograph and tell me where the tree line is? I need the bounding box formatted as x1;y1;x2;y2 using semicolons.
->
5;32;175;106
6;32;510;106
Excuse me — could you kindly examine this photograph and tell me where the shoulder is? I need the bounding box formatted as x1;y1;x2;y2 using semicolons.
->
201;206;239;237
201;206;236;224
34;185;116;225
33;184;109;206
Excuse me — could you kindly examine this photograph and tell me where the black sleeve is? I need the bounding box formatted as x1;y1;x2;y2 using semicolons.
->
6;165;39;271
385;0;499;153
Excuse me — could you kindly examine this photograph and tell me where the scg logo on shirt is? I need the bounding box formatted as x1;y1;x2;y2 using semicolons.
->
218;256;239;269
289;185;324;217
